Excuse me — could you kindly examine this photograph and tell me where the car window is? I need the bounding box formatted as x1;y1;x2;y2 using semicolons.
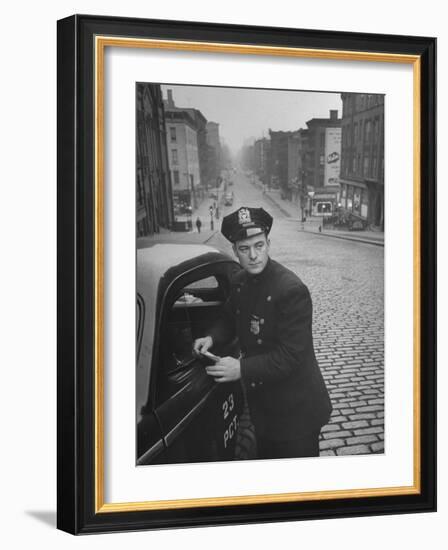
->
183;275;218;290
174;276;220;307
155;273;229;404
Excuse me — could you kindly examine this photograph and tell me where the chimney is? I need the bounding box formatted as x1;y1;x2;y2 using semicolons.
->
330;109;338;120
167;89;175;108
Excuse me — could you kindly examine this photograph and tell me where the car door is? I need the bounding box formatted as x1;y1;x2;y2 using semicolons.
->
145;260;244;465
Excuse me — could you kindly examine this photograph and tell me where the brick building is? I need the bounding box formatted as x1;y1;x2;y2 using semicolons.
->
268;129;295;197
136;83;174;236
164;90;202;209
253;137;270;184
339;93;384;228
303;110;342;216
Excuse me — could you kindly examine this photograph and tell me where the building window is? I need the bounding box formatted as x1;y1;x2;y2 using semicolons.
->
372;154;378;177
364;119;372;145
172;149;178;165
170;127;177;142
319;154;324;166
363;154;370;176
173;170;179;185
373;117;380;145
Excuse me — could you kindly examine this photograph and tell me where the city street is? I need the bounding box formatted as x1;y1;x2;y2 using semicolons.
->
139;169;385;457
207;171;385;456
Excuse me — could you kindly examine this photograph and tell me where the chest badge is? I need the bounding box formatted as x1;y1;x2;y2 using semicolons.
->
250;314;261;335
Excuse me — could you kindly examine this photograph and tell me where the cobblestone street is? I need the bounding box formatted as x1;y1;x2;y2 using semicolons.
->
139;170;385;457
274;223;384;456
208;172;385;457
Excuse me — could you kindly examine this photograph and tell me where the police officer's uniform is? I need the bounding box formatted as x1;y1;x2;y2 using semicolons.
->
210;207;332;459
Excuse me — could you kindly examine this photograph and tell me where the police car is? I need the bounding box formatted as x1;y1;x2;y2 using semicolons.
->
137;243;251;465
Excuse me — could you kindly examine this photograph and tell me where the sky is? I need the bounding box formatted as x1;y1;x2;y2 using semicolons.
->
161;84;342;154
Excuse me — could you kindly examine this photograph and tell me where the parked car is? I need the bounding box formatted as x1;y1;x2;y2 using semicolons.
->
137;244;252;465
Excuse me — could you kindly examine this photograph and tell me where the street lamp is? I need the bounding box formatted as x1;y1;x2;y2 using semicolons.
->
209;205;214;231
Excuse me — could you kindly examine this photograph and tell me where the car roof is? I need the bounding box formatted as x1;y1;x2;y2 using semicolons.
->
137;243;236;312
138;243;227;285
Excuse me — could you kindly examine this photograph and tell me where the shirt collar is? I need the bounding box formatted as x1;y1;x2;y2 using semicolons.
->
246;257;273;285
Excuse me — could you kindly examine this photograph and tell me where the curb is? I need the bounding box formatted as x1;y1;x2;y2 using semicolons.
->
203;230;219;245
263;189;384;248
263;191;293;218
306;230;384;247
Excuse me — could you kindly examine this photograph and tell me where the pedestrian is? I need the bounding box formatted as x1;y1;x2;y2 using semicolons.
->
195;216;202;233
193;206;332;459
215;206;220;219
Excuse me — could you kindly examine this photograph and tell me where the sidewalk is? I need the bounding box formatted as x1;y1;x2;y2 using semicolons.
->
137;228;218;249
263;187;384;247
137;193;221;249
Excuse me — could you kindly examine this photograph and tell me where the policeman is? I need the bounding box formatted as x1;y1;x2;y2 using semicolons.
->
194;206;332;459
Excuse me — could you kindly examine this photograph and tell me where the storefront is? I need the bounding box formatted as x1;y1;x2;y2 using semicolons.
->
339;181;369;220
310;189;339;217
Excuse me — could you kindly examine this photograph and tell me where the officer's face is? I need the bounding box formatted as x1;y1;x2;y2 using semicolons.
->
233;232;270;275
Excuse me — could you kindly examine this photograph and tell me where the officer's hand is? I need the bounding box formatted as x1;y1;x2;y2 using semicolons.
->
206;356;241;383
193;335;213;357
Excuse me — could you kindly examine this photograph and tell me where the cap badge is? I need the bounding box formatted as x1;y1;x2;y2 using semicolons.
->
238;208;251;225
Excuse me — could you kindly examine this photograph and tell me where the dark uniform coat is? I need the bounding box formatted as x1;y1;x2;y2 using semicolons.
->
210;258;332;442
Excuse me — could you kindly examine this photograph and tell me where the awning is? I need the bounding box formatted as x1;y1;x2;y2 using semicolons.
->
339;179;368;190
313;194;337;200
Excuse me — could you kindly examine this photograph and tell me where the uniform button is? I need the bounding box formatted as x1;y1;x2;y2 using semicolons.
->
257;338;263;345
259;381;263;386
266;295;272;302
236;309;240;314
237;287;241;293
260;318;265;325
250;382;256;388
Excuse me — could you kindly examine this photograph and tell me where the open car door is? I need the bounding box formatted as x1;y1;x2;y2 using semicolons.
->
138;260;244;465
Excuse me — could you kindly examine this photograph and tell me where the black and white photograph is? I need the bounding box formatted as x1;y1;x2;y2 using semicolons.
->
136;83;385;466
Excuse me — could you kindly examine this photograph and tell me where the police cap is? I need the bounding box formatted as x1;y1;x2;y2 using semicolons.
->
221;207;273;243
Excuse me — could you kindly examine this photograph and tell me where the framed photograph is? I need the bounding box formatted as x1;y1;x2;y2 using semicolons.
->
57;14;436;534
